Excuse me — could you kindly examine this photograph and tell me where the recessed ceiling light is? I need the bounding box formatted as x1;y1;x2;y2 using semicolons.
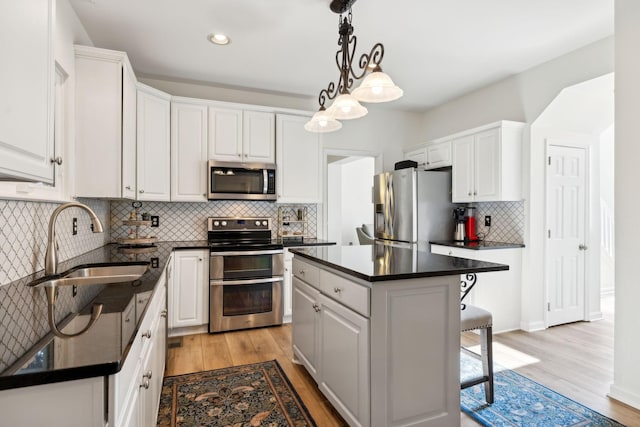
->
208;33;230;45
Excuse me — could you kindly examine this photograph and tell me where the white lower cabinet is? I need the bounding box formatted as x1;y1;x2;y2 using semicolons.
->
292;259;370;427
169;250;209;333
292;255;460;427
431;244;523;332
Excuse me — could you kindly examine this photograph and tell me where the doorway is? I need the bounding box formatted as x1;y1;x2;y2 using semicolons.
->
322;149;382;245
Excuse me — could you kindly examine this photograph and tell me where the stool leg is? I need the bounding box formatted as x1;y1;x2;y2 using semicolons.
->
480;327;494;404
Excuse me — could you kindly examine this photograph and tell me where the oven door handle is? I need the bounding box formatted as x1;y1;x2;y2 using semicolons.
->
209;249;284;256
209;277;284;286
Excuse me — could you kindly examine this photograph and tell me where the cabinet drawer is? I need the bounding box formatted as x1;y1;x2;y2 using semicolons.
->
431;244;476;259
319;270;370;317
292;258;319;288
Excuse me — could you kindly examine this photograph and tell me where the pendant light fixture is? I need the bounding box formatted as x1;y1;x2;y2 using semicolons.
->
305;0;403;133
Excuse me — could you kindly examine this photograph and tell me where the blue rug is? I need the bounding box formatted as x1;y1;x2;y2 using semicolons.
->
460;352;625;427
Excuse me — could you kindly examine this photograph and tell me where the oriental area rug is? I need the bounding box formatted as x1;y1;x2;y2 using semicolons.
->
460;352;626;427
157;360;316;427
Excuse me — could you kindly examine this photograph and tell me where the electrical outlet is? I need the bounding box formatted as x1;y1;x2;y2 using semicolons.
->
151;215;160;227
485;215;492;227
151;257;159;268
72;218;78;235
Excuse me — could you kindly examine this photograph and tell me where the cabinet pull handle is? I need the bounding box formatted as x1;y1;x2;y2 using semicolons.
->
142;329;152;339
50;156;63;165
312;303;320;312
333;287;342;294
161;310;168;318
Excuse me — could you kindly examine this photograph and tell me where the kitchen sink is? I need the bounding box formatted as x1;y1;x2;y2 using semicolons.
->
32;263;150;288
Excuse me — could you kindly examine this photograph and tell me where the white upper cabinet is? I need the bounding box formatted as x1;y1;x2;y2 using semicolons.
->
208;108;275;164
74;45;137;199
276;114;321;204
171;100;208;202
403;140;451;170
137;84;171;201
451;121;524;203
243;111;275;163
0;0;54;183
207;107;243;162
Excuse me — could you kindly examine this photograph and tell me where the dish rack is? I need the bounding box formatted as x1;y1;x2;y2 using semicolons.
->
277;206;309;240
117;202;157;248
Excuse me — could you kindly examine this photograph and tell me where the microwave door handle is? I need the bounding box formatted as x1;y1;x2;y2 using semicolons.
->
263;169;268;194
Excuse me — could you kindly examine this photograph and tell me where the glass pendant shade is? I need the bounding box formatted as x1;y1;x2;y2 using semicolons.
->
304;109;342;133
352;71;403;103
326;93;368;120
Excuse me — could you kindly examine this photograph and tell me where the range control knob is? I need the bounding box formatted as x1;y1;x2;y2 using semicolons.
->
213;221;220;227
262;220;268;226
255;220;261;226
221;221;227;227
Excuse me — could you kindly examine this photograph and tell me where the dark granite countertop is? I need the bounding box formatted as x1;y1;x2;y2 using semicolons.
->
430;240;525;250
289;243;509;283
280;238;335;247
0;241;209;391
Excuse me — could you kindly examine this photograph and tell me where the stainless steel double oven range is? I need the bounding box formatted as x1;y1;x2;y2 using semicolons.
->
208;217;284;333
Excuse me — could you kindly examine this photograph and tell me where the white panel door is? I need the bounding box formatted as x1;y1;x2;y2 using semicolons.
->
292;277;320;380
137;85;170;201
208;107;243;162
546;143;587;326
243;110;275;163
276;114;321;203
170;250;207;328
318;294;370;427
171;101;208;202
451;135;475;202
0;0;54;183
474;128;500;201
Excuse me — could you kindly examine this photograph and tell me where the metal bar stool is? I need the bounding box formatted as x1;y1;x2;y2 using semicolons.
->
460;274;494;404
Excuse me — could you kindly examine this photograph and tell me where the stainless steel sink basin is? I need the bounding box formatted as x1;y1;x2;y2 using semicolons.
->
33;264;150;288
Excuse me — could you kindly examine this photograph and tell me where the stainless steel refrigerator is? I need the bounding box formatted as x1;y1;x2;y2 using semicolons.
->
373;168;454;247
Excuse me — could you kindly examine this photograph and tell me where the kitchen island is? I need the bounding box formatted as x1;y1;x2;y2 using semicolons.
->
289;244;508;427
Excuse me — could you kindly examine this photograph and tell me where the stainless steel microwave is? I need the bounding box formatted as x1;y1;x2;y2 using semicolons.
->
207;160;277;201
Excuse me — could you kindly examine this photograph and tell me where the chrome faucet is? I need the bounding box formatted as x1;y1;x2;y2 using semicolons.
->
45;202;104;275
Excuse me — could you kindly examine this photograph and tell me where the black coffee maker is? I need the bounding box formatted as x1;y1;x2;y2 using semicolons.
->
453;207;466;241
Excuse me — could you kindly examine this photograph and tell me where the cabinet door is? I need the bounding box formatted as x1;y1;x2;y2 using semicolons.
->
243;110;275;163
426;140;452;169
451;135;475;203
170;250;208;328
276;114;321;203
283;258;293;320
404;147;426;168
137;85;171;201
318;294;370;427
0;0;54;183
292;277;321;380
171;101;208;202
208;107;243;162
473;128;501;202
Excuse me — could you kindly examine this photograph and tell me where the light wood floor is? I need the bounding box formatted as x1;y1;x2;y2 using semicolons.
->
166;300;640;426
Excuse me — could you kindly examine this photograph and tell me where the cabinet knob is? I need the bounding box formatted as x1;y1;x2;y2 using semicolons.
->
237;154;242;158
125;317;131;323
468;192;471;196
125;185;131;190
448;250;453;256
333;287;342;294
473;191;477;196
142;329;152;339
244;154;248;158
50;156;63;165
199;258;203;262
139;189;145;194
578;244;588;251
312;303;321;312
161;310;168;318
143;370;153;380
140;379;150;389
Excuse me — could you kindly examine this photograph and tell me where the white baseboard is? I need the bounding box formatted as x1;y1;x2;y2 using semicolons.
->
609;384;640;410
587;311;604;321
519;320;546;332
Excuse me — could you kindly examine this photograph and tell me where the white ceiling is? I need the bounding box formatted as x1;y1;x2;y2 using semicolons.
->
68;0;614;112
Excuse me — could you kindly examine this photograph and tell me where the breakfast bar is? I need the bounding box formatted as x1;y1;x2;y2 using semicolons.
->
289;244;509;427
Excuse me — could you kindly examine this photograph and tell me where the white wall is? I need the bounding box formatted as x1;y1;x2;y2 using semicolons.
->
611;0;640;410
